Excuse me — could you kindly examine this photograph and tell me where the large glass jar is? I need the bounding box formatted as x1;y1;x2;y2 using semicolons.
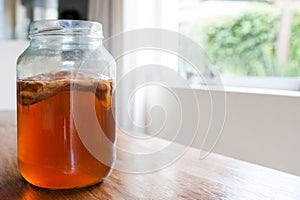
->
16;20;116;189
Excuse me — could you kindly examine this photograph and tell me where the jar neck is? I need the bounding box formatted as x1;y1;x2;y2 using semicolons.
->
30;35;103;49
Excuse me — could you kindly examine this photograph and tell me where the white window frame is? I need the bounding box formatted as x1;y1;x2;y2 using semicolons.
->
179;0;300;92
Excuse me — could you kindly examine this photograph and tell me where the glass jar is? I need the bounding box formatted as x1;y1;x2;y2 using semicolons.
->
16;20;116;189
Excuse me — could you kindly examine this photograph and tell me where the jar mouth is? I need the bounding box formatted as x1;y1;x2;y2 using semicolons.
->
29;20;104;39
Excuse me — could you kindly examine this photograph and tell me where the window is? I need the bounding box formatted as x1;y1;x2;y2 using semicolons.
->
178;0;300;91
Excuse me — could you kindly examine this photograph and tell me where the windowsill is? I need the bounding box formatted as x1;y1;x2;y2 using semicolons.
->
188;84;300;98
179;76;300;97
223;86;300;97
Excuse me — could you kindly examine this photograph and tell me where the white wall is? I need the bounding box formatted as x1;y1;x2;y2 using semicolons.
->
146;87;300;176
212;90;300;176
0;40;28;110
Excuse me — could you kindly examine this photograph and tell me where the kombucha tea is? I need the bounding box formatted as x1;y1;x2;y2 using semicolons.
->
17;71;115;189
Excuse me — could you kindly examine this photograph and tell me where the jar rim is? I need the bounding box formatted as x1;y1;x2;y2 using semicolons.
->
29;20;104;39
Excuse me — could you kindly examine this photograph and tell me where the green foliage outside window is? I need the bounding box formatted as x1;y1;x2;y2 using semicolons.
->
180;5;300;77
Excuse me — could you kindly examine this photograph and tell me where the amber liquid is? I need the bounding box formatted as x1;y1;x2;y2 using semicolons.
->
17;72;115;189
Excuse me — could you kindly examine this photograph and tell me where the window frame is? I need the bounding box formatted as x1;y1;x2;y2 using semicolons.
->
178;0;300;91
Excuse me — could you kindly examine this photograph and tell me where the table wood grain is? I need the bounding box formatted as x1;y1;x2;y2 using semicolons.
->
1;111;300;200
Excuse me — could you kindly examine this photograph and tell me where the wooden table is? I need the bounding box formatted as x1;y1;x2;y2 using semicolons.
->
1;111;300;200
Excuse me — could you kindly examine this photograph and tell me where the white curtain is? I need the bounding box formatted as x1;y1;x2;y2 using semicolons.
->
88;0;178;134
0;0;4;40
88;0;123;38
